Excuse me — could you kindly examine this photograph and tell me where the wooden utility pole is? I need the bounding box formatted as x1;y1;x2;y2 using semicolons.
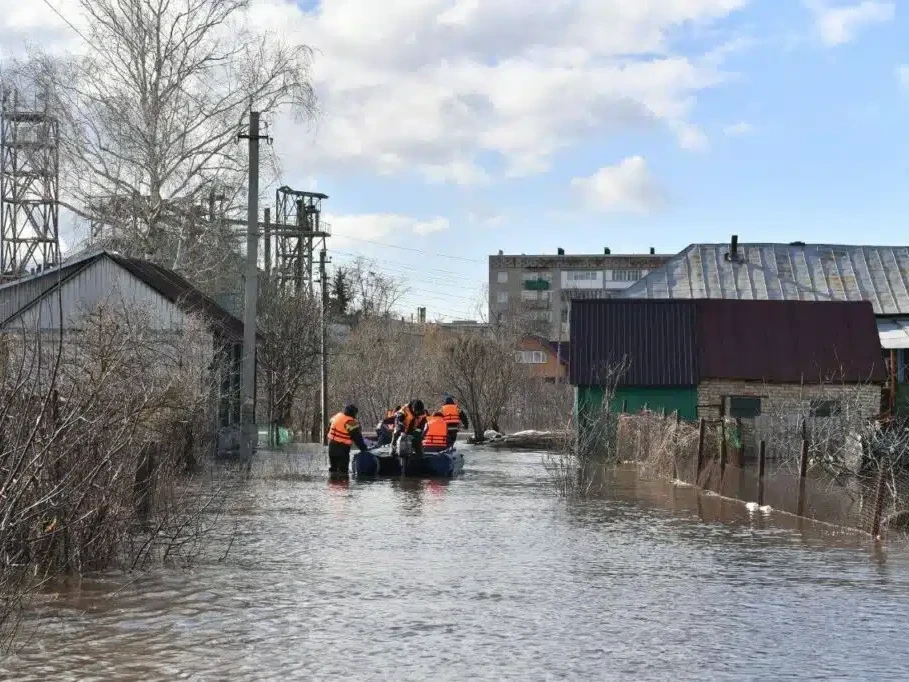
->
320;248;330;446
239;111;261;460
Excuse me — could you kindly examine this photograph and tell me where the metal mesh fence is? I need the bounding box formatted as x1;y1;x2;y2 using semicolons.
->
607;410;909;539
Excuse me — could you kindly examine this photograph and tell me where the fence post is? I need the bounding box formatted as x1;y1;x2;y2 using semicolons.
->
695;418;706;485
719;401;727;484
871;464;888;539
758;440;766;507
621;399;627;414
797;438;809;517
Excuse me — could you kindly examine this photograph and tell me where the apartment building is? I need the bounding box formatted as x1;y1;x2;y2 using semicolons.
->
488;248;672;341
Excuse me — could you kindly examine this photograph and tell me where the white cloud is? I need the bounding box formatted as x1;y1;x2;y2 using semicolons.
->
326;212;449;247
723;121;754;136
897;64;909;89
806;1;894;46
0;0;747;185
571;156;666;214
254;0;746;183
412;217;450;235
677;123;710;151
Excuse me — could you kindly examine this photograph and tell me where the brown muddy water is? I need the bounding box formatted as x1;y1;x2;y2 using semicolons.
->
3;447;909;681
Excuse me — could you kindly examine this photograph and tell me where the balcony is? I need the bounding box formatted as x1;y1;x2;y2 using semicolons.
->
524;279;551;291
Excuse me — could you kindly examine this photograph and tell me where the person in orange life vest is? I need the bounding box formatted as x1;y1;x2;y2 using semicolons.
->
327;404;370;474
423;412;451;453
393;400;427;457
375;405;402;447
439;395;469;448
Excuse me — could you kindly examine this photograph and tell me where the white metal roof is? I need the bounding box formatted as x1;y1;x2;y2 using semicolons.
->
621;243;909;316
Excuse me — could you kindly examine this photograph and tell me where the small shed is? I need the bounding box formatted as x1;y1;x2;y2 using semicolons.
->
0;249;259;450
570;299;886;448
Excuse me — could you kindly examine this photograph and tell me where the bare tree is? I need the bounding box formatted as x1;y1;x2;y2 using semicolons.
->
12;0;316;294
257;280;321;444
336;257;408;319
440;324;524;440
329;317;442;430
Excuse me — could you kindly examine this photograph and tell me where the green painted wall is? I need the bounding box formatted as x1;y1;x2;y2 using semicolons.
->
575;385;698;424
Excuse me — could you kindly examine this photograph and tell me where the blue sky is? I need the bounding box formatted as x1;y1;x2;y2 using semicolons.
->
278;0;909;320
4;0;909;320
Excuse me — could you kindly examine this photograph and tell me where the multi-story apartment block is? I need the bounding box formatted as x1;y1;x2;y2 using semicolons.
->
488;248;672;340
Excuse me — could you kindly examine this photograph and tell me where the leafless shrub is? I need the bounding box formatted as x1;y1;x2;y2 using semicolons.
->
0;297;235;651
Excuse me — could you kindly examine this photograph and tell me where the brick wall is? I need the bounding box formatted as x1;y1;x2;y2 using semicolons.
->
697;379;883;456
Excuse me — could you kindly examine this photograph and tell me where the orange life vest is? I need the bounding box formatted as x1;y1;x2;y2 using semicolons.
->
423;416;449;448
328;412;356;446
400;406;427;433
441;403;461;427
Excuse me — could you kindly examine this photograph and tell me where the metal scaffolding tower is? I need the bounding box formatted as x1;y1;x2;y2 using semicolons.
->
0;88;59;279
272;186;329;293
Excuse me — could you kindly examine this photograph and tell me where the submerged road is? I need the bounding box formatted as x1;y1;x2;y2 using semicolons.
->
4;447;909;680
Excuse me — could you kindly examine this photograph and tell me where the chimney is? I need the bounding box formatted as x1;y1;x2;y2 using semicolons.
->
649;247;655;255
557;247;565;256
604;247;611;255
498;249;503;256
730;234;738;259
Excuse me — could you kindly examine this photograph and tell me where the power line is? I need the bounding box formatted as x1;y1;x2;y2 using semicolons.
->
337;235;485;264
40;0;91;43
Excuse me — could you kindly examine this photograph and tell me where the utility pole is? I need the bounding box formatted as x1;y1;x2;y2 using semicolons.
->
320;248;330;445
239;111;261;460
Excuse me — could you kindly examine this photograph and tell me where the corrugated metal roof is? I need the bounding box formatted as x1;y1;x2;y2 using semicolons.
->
570;299;885;386
697;300;886;384
569;300;698;387
877;318;909;349
621;243;909;315
0;250;254;341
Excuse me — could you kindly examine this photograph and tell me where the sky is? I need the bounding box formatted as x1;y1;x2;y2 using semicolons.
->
2;0;909;321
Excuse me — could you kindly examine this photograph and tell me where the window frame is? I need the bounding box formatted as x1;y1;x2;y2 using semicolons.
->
727;395;762;418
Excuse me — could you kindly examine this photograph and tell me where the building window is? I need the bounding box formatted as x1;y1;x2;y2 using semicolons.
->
612;269;642;282
521;290;538;302
528;310;551;321
560;308;569;323
727;396;761;418
497;271;508;284
810;399;841;418
516;350;546;364
567;270;598;281
496;291;509;304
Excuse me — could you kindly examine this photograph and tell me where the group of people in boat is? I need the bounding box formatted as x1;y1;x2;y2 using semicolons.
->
326;396;470;474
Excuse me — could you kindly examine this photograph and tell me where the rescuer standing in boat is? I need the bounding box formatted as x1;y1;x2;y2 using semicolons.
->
327;404;371;474
440;395;469;449
393;400;428;458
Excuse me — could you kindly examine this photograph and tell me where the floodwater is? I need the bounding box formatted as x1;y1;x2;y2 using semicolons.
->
4;447;909;681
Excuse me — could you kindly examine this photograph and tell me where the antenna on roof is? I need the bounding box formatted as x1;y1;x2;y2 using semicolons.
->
724;234;741;263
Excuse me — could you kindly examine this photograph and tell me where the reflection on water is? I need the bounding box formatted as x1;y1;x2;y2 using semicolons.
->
3;448;909;681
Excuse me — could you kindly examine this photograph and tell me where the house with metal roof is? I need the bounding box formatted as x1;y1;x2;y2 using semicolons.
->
619;238;909;412
0;249;259;454
570;299;885;454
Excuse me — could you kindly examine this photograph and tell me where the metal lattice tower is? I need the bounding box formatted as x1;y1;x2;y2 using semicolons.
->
272;186;329;293
0;88;60;279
